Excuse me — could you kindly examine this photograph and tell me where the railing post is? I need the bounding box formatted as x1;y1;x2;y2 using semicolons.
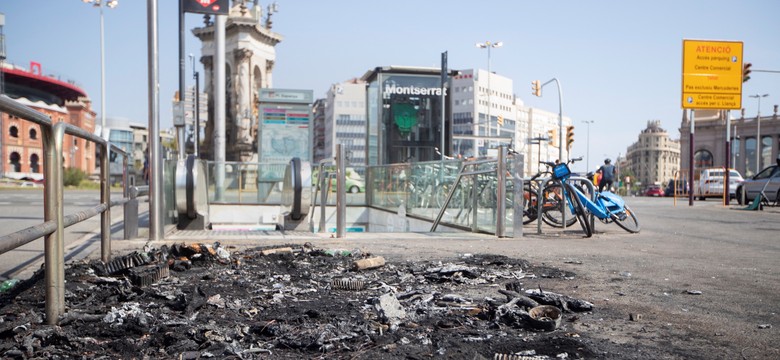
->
101;143;111;263
42;122;56;324
318;163;328;233
45;123;67;324
471;168;478;232
496;146;506;238
336;144;346;238
536;177;544;234
512;153;524;239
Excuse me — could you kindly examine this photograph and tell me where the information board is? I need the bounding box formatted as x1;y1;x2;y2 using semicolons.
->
681;39;743;110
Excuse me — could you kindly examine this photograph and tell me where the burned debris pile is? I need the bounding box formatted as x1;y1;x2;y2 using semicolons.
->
1;243;599;359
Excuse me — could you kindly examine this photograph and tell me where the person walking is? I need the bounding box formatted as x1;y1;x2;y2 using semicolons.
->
597;158;617;193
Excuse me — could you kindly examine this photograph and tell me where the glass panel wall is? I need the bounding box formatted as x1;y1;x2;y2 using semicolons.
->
365;69;449;166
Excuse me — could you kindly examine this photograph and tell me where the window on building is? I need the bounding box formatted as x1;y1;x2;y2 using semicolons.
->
744;137;756;177
10;125;19;138
29;128;37;140
693;149;713;170
30;154;40;173
760;136;772;170
10;152;21;172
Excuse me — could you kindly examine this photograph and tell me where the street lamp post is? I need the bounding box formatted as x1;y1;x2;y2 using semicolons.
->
476;41;502;153
582;120;594;171
540;78;564;161
82;0;118;138
749;93;768;173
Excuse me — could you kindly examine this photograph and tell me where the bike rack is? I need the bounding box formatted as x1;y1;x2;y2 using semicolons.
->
529;175;596;235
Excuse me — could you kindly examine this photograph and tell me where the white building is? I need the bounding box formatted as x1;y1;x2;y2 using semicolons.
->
451;69;515;157
516;106;573;176
324;79;367;167
451;68;572;175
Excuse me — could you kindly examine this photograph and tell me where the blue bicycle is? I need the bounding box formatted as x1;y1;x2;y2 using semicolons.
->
541;158;640;237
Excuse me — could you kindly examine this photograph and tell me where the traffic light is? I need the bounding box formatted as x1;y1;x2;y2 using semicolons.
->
547;129;557;147
497;115;504;126
742;62;752;83
532;80;541;97
566;125;575;150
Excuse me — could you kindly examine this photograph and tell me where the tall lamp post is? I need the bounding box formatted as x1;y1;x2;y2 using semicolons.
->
582;120;594;171
749;93;768;173
82;0;118;139
476;41;502;153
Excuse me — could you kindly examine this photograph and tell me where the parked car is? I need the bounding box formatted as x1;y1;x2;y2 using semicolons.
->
664;179;688;197
696;168;743;200
312;167;365;193
644;185;664;197
736;165;780;205
330;175;365;194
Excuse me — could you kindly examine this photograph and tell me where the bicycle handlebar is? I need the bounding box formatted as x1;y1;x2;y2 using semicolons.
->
539;157;583;168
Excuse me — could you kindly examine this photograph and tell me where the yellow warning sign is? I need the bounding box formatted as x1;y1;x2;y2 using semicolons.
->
681;39;743;110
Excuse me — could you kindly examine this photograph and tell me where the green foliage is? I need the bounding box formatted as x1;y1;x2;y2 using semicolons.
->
64;167;88;187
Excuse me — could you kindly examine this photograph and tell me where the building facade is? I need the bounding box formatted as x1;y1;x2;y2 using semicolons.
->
516;106;573;176
451;69;515;158
362;66;451;165
679;107;780;179
324;79;367;168
311;98;327;164
625;120;680;188
308;65;575;174
1;62;95;181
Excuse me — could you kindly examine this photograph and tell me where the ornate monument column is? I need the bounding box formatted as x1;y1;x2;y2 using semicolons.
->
234;48;253;154
192;0;283;162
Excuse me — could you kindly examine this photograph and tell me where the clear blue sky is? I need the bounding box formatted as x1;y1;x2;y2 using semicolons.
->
3;1;779;171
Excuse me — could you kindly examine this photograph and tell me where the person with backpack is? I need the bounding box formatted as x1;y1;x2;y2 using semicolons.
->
597;158;617;193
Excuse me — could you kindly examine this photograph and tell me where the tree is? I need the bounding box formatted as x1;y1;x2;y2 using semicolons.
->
64;167;87;187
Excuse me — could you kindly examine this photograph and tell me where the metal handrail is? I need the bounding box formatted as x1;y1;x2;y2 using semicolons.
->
0;95;132;325
430;146;511;235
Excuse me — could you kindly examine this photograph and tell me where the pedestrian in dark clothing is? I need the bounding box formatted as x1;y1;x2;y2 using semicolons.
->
597;158;617;193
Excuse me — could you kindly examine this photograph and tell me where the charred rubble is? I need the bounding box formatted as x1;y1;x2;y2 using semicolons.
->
0;242;601;359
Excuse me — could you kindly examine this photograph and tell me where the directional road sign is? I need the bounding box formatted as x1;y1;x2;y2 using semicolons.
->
681;39;743;110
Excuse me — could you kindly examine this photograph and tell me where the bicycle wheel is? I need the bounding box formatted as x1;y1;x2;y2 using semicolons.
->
541;182;578;228
566;183;593;237
612;205;640;233
522;183;539;224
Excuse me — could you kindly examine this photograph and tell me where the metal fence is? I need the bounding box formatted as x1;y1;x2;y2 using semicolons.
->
0;95;138;325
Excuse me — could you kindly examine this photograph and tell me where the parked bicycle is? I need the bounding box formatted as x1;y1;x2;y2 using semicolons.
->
540;158;640;237
522;164;579;228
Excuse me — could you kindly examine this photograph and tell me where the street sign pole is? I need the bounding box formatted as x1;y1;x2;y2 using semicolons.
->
689;109;695;206
681;39;744;207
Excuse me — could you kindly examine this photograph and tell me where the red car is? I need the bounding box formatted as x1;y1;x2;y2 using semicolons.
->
644;185;664;197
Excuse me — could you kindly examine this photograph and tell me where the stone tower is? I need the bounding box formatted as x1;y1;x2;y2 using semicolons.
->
192;0;283;162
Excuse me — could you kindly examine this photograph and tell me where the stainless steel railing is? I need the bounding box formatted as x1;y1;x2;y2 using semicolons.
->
0;95;135;325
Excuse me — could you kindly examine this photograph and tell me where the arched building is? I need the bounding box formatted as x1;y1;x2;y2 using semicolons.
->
1;62;95;181
679;107;780;179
